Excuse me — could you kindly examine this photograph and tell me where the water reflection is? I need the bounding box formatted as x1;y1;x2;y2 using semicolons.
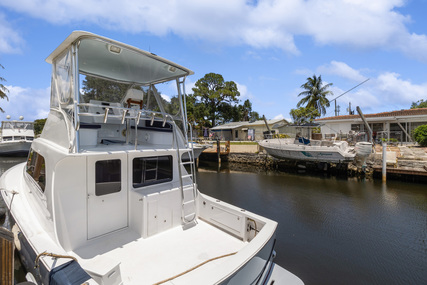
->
197;161;427;285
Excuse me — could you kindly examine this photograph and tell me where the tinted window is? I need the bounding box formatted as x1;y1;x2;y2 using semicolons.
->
133;156;172;188
95;159;121;196
26;149;46;192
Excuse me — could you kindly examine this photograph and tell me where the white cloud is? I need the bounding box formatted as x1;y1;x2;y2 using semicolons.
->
236;83;252;100
160;94;171;102
1;0;426;61
318;61;367;82
0;13;24;54
328;69;427;113
0;85;50;121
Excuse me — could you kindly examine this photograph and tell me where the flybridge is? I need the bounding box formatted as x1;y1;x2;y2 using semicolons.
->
43;31;194;153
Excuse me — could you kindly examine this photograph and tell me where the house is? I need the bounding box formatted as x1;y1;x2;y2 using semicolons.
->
315;108;427;143
210;119;288;141
273;122;321;139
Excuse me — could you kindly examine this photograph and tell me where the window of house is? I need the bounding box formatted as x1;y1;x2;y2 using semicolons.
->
372;123;383;132
26;149;46;192
133;156;172;188
95;159;121;196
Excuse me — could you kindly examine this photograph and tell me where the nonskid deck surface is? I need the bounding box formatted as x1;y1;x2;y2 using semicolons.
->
73;220;246;284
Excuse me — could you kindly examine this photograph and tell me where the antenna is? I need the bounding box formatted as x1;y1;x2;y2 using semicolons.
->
332;78;370;116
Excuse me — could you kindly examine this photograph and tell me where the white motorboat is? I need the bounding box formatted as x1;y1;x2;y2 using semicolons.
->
182;142;212;161
0;117;34;156
259;137;357;163
0;31;303;285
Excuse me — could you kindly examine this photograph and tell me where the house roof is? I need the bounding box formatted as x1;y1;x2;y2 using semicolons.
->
315;108;427;122
211;118;287;130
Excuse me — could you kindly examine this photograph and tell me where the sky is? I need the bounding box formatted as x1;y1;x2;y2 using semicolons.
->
1;0;427;123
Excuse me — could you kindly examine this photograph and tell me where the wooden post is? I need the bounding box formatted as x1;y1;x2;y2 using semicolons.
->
382;142;387;183
1;227;14;285
216;139;221;167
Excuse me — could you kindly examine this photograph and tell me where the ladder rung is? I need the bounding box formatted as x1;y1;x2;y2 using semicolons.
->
181;161;194;165
184;213;196;221
181;174;192;179
183;200;195;206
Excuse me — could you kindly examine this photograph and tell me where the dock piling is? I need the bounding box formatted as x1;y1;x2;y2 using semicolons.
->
382;142;387;183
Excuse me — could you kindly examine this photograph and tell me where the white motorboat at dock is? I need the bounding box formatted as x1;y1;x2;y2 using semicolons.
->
259;137;371;163
0;117;34;156
0;31;303;285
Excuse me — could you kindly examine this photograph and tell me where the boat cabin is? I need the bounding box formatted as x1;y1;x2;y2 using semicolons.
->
25;31;265;255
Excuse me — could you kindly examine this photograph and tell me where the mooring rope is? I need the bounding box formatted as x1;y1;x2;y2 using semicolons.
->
35;251;78;269
153;251;238;285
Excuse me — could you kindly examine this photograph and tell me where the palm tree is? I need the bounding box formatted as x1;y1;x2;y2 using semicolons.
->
297;75;333;116
0;64;9;113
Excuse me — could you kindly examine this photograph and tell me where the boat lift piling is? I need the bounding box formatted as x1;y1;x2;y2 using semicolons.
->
382;142;387;183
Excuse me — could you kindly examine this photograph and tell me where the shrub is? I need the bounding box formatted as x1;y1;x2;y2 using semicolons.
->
413;125;427;146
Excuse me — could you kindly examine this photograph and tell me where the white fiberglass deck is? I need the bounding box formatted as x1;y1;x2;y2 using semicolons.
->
74;220;246;285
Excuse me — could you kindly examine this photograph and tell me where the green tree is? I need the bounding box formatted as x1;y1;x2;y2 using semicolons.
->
240;99;252;121
411;99;427;109
297;74;333;116
218;103;240;124
412;125;427;146
34;118;47;135
0;64;10;113
192;73;240;127
81;75;130;103
289;106;320;124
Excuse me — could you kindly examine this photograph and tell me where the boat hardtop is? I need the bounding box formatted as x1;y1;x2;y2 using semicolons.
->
0;31;303;285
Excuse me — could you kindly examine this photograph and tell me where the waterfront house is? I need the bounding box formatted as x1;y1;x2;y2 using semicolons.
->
273;122;321;139
210;119;288;141
315;108;427;143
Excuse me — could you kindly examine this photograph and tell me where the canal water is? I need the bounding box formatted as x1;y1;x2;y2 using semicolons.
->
196;161;426;285
1;158;425;284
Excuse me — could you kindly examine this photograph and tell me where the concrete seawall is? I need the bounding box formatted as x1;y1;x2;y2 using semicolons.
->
199;142;427;182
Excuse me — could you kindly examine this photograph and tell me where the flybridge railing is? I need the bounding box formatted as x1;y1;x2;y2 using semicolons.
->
73;102;178;152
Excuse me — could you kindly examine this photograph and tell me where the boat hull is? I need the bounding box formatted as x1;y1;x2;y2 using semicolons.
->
260;139;355;163
1;164;303;285
0;141;32;157
4;214;49;284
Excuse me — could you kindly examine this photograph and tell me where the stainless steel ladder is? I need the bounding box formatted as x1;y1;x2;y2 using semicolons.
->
175;78;198;226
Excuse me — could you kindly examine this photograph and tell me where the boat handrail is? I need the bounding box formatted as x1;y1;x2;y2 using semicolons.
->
73;102;179;152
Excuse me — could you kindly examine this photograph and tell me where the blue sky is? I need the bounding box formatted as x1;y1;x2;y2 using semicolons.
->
1;0;427;122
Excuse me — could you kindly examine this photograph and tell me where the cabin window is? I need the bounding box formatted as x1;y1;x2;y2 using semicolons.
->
26;149;46;192
133;156;172;188
95;159;122;196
